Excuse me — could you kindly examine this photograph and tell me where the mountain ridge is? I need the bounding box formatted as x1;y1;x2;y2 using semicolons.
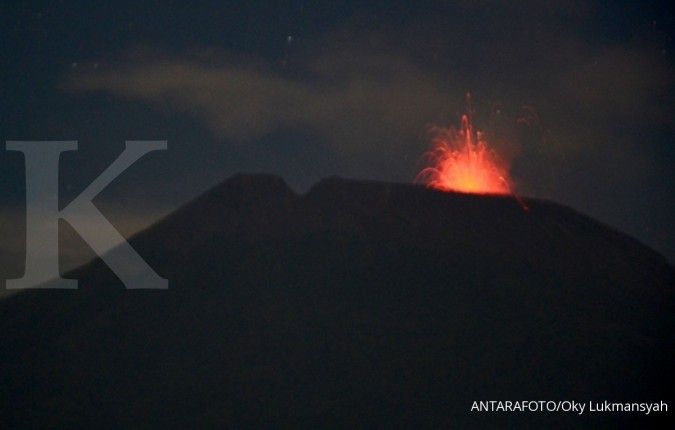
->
1;173;673;428
125;173;672;268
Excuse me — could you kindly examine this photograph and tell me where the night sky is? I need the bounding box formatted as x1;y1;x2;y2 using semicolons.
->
1;0;673;262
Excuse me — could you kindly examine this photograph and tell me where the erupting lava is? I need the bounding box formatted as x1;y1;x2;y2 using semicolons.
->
416;109;513;195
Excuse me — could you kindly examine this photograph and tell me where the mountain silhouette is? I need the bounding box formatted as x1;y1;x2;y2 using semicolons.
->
1;173;673;428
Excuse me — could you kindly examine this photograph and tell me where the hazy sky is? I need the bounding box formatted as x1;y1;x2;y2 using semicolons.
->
1;0;673;263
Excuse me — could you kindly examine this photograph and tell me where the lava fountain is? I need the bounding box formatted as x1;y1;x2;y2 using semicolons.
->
416;109;513;195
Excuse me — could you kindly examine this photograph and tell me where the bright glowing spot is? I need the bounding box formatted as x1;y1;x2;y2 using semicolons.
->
416;112;512;195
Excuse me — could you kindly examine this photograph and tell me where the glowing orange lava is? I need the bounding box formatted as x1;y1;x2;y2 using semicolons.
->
416;112;512;195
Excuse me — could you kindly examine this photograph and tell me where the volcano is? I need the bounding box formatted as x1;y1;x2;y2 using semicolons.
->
1;174;673;428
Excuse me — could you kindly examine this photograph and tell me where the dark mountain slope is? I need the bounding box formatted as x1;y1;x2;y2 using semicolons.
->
1;174;673;428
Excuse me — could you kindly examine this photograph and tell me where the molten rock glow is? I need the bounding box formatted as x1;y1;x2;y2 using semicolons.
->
417;114;512;195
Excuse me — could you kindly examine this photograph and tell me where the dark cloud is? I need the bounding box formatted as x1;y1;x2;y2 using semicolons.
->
63;45;460;159
62;30;672;167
